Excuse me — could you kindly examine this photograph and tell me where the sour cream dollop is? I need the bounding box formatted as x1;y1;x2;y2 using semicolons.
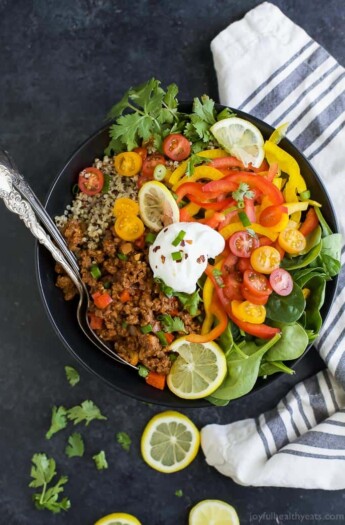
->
149;222;225;294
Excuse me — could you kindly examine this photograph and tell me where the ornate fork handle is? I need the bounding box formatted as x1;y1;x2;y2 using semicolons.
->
0;148;79;274
0;166;81;291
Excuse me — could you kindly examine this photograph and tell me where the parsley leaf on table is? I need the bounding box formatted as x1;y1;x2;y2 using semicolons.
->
158;314;187;333
67;400;107;426
92;450;108;470
175;489;184;497
116;431;132;452
29;454;70;514
45;406;68;440
64;366;80;387
65;433;85;458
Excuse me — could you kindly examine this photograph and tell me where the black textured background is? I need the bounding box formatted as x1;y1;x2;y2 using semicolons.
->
1;1;345;524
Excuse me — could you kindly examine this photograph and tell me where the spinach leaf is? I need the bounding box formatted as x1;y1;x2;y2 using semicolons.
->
292;267;326;288
217;322;234;356
207;333;281;404
318;234;342;278
304;275;326;341
299;226;321;255
314;206;333;237
265;323;309;361
281;242;321;270
259;360;295;377
266;283;305;323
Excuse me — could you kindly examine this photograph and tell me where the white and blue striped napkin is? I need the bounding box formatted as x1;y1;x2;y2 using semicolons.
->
201;2;345;489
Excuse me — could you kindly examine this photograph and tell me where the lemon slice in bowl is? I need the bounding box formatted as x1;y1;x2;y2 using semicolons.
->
138;180;180;231
189;500;240;525
210;117;264;168
94;512;142;525
141;410;200;473
167;338;227;400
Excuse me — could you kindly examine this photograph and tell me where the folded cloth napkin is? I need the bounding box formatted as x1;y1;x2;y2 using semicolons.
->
201;2;345;490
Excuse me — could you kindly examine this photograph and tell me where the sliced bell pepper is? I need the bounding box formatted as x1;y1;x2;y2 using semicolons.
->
197;149;229;159
219;222;278;241
228;308;281;339
168;160;189;186
188;194;234;210
186;298;227;343
173;165;225;191
299;207;319;237
179;202;200;222
175;182;220;203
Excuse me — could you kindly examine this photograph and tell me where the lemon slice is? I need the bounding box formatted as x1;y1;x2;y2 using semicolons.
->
141;410;200;473
138;180;179;231
167;338;227;400
210;117;264;168
94;512;141;525
189;500;240;525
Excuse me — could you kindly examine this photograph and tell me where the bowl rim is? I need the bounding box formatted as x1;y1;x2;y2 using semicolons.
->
35;102;340;407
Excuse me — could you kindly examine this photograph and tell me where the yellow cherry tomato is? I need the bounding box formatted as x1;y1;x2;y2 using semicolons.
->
114;152;142;176
278;228;306;254
250;246;280;274
113;197;139;217
114;214;144;241
231;300;266;324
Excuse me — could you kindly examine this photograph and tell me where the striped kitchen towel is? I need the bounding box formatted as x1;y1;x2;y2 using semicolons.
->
201;2;345;489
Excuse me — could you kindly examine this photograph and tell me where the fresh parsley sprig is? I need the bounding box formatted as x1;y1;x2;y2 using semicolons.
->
45;406;68;440
116;431;132;452
65;433;85;458
29;454;70;514
185;153;211;177
64;366;80;387
67;400;107;427
232;182;255;207
158;314;187;333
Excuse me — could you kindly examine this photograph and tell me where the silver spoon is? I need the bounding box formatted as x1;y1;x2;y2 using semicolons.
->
0;152;136;370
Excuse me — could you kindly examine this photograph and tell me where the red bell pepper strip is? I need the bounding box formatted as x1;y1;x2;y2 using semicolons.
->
145;371;166;390
209;156;244;170
203;172;284;205
244;197;256;223
179;207;193;222
228;308;281;339
188;194;234;210
266;162;279;182
176;182;219;203
199;212;226;229
299;208;319;237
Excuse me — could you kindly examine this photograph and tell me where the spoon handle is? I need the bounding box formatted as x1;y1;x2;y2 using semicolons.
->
0;163;81;291
0;148;80;275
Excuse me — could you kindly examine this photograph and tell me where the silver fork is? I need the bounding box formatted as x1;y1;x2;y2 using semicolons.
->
0;152;136;370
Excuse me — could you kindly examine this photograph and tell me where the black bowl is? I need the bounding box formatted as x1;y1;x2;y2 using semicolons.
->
36;102;339;407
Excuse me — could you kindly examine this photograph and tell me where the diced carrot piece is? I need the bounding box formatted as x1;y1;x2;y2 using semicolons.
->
145;372;166;390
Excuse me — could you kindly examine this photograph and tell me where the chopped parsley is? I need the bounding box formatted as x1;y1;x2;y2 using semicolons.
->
158;314;186;333
65;433;84;458
92;451;108;471
46;406;68;440
213;268;225;288
232;182;254;206
67;400;107;427
185;154;211;177
116;431;132;452
65;366;80;387
138;364;149;378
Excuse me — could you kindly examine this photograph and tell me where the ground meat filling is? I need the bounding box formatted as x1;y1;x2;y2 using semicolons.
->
56;220;202;375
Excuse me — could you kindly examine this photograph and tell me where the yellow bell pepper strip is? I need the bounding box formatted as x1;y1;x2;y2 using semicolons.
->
284;202;308;215
201;276;215;335
168;160;188;186
114;152;142;176
270;213;289;233
219;222;278;241
173;165;225;191
264;141;307;223
272;177;283;190
186;298;227;343
179;202;200;222
197;148;229;159
268;122;289;145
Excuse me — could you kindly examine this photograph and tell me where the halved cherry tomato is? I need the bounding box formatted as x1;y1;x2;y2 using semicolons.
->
250;246;281;274
269;268;293;296
259;205;287;227
78;167;104;195
242;287;269;305
229;231;259;258
223;253;239;273
88;313;103;329
113;197;139;217
228;308;281;338
92;291;113;309
278;228;306;254
243;270;272;297
259;236;273;247
114;215;144;241
299;207;319;237
223;271;244;302
142;154;166;177
163;134;191;161
231;300;266;324
137;173;151;189
237;257;253;273
115;152;142;176
133;146;148;161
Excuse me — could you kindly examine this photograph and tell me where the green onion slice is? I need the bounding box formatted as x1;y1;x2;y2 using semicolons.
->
171;251;183;261
145;232;157;244
156;331;168;346
90;265;101;279
172;230;186;247
141;324;153;334
238;211;251;227
153;164;167;181
299;190;311;201
117;253;128;261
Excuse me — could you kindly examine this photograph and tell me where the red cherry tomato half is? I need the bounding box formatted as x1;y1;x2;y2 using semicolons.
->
223;253;239;273
237;257;254;273
259;205;287;228
133;146;148;161
142;154;166;177
229;231;259;258
137;173;151;189
242;287;269;305
243;270;272;297
269;268;293;296
163;134;191;161
78;167;104;195
223;271;244;302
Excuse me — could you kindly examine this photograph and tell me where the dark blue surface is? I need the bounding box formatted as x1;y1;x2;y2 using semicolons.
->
1;1;345;524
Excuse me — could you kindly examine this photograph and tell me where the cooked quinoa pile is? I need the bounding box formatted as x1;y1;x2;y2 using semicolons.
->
55;156;201;375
